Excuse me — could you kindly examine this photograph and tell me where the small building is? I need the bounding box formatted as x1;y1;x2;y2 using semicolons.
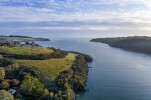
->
8;89;16;95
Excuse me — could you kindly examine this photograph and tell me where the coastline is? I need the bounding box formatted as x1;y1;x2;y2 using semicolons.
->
90;36;151;54
0;35;50;42
0;37;93;100
56;54;91;99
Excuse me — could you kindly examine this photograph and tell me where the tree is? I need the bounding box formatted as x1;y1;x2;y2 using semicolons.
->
0;67;5;81
0;58;13;66
0;81;10;89
0;90;14;100
13;41;20;46
0;54;4;59
19;76;44;96
25;42;30;46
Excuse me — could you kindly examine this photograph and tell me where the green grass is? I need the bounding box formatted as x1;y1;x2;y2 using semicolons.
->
0;46;77;86
0;47;54;56
15;53;77;82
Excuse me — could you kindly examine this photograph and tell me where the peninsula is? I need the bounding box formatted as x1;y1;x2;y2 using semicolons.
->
0;37;93;100
90;36;151;54
0;35;50;42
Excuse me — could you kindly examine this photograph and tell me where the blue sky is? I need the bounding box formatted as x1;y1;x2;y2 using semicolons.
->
0;0;151;38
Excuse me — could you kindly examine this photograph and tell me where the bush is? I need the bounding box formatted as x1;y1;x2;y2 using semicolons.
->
0;90;14;100
5;65;39;81
0;58;13;66
19;76;44;96
0;54;4;59
42;89;51;99
0;81;10;89
10;79;20;86
17;66;39;80
0;41;16;47
0;67;5;81
49;92;54;98
4;63;19;79
5;63;19;73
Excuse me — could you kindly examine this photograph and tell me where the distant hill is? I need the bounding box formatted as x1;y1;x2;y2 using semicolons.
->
90;36;151;54
0;35;50;42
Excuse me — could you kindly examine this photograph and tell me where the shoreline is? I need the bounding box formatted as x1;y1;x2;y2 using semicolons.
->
90;36;151;55
0;35;50;42
0;38;93;100
56;54;91;99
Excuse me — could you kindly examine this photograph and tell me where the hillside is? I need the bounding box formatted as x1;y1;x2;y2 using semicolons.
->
90;36;151;54
0;41;93;100
15;53;77;82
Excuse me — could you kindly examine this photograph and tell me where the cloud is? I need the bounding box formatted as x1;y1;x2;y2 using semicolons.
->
0;0;151;37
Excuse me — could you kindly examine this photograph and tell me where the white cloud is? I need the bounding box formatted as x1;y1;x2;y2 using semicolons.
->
0;0;151;37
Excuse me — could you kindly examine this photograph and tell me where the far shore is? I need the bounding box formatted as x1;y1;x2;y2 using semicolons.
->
90;36;151;54
0;35;50;42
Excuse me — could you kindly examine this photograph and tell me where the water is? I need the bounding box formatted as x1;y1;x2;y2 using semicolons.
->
36;38;151;100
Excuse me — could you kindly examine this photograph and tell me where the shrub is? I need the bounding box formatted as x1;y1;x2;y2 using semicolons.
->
0;90;14;100
0;67;5;81
42;89;51;99
17;66;39;80
19;76;44;96
5;63;19;73
0;58;13;66
43;89;49;96
49;92;54;98
4;63;19;79
0;41;15;47
10;79;20;86
15;93;23;98
0;81;10;89
0;54;4;59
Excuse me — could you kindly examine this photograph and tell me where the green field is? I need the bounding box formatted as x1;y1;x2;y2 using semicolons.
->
0;47;54;56
15;53;77;83
0;46;77;86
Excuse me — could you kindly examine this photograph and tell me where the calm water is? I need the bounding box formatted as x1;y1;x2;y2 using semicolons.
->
37;38;151;100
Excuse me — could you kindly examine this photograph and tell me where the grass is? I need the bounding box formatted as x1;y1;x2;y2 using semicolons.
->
0;47;54;56
15;53;77;83
0;46;77;86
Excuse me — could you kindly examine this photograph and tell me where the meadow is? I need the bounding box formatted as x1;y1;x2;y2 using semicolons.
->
0;47;54;56
0;46;77;84
15;53;77;84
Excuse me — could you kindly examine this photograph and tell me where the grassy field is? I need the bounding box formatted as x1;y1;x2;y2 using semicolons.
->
15;53;77;84
0;47;54;56
0;46;77;86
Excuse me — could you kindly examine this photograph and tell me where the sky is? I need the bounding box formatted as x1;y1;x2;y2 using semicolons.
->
0;0;151;38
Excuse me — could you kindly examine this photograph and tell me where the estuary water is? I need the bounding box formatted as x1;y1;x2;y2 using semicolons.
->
37;38;151;100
